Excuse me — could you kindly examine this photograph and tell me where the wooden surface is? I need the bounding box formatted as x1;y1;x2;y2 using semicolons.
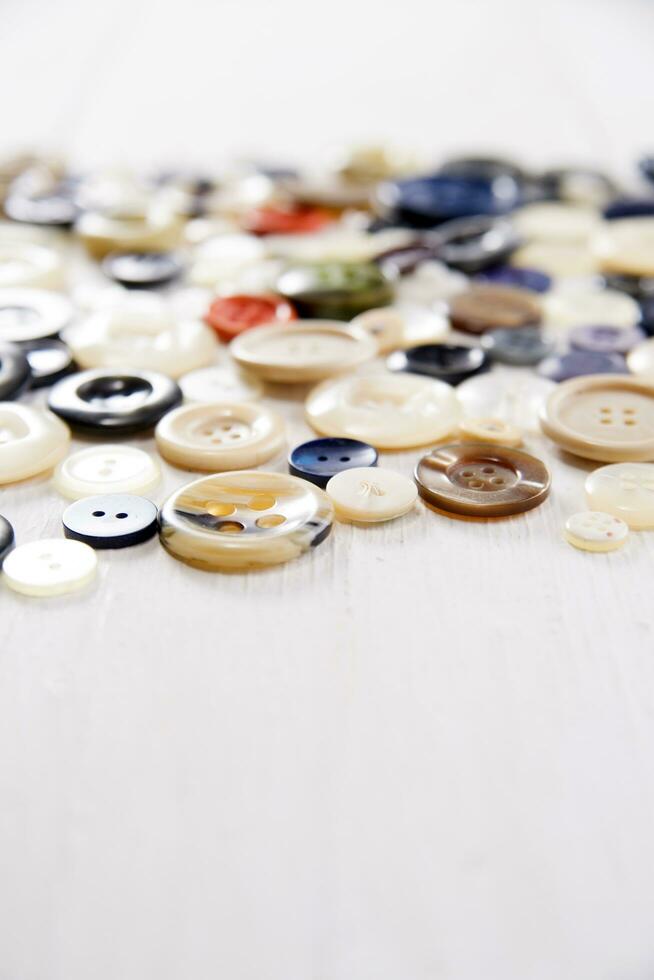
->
2;2;654;978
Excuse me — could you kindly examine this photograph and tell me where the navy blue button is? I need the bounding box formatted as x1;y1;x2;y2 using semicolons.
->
640;296;654;336
0;515;15;566
483;326;552;366
437;156;527;184
603;198;654;220
387;343;489;384
102;251;183;288
538;350;628;382
63;494;158;549
569;324;646;355
476;265;551;293
19;338;75;388
377;174;521;228
0;345;31;399
289;438;378;488
431;216;520;273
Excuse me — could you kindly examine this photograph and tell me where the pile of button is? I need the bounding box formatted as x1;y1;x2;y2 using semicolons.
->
2;147;654;592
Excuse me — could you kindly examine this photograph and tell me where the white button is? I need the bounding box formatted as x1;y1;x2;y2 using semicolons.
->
456;373;556;431
351;302;449;353
0;404;70;483
585;463;654;528
0;288;73;342
3;539;97;597
53;445;161;499
306;373;461;449
155;402;285;471
0;244;64;289
187;234;266;287
510;241;598;278
544;286;640;333
627;338;654;378
326;466;417;522
179;363;264;403
458;417;523;446
394;260;468;305
76;206;182;259
264;228;412;263
564;511;629;552
593;217;654;277
511;202;600;243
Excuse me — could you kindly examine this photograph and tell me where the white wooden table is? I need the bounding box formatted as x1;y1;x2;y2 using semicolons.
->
2;2;654;978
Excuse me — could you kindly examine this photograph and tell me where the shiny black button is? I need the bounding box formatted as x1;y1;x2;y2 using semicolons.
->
387;343;489;385
430;215;521;273
0;345;31;399
102;251;183;288
289;438;378;488
0;515;15;566
48;368;182;434
63;494;158;549
19;338;75;388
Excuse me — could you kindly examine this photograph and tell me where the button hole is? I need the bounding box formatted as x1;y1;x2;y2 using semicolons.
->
92;511;105;517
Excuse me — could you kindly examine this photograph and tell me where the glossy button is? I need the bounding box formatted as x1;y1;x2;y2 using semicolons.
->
457;372;556;431
483;325;552;365
53;445;161;499
63;494;158;548
415;443;551;517
476;265;551;293
289;437;378;488
49;368;182;434
0;404;69;483
595;218;654;277
458;417;523;446
538;350;627;382
231;321;376;383
306;373;461;449
179;363;263;403
544;287;640;332
244;204;335;236
0;514;14;565
393;260;468;306
449;285;542;334
569;323;645;355
0;288;72;342
585;463;654;528
378;174;520;227
626;337;654;377
510;241;598;278
431;216;520;273
20;338;75;387
0;243;65;289
512;202;599;242
326;466;417;522
102;251;183;288
155;402;285;471
351;304;449;352
2;539;97;597
276;262;393;319
206;293;296;342
387;343;489;385
564;511;629;552
158;471;334;570
541;375;654;462
0;345;30;399
76;208;182;260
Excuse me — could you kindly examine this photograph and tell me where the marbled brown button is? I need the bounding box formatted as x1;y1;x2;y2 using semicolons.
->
449;284;542;335
414;443;551;517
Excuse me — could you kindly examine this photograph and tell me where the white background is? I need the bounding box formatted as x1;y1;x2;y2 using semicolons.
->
1;2;654;979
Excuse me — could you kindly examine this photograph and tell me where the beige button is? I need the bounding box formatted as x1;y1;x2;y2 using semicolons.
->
0;243;64;289
53;445;161;499
510;241;598;278
155;402;285;471
0;288;73;342
326;466;417;522
306;373;460;449
564;511;629;552
585;463;654;528
544;286;640;332
179;363;264;403
187;233;267;287
593;218;654;277
541;375;654;462
0;404;70;484
511;202;600;243
457;373;556;431
394;260;468;305
76;206;182;259
231;321;377;383
351;303;449;353
459;417;523;446
626;338;654;378
3;539;97;597
265;228;412;264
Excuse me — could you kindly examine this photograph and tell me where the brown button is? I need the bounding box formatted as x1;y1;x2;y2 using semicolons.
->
449;285;542;335
540;374;654;462
415;443;551;517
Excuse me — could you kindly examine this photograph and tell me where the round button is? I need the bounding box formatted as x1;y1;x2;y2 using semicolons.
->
601;273;654;301
326;466;417;522
509;241;598;278
564;511;629;552
476;265;551;293
393;260;468;306
179;363;263;403
351;304;449;352
63;494;158;548
449;285;542;334
387;343;489;385
20;338;75;387
541;375;654;462
231;321;376;383
0;515;14;565
539;167;616;207
377;174;520;227
0;405;69;483
49;368;182;434
457;373;556;431
482;325;552;365
626;337;654;377
205;293;296;342
458;417;523;447
276;262;393;319
544;287;640;332
0;345;31;399
431;216;520;273
585;463;654;528
76;207;182;260
306;373;461;449
511;202;600;242
243;204;335;236
289;438;378;488
594;218;654;277
101;251;183;288
603;198;654;221
570;324;645;355
538;350;628;382
155;402;285;471
0;243;64;289
5;191;77;228
0;288;73;342
53;445;161;499
415;443;551;517
2;539;97;597
158;471;334;570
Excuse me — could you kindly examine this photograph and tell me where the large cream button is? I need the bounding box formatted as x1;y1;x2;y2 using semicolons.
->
585;463;654;528
594;218;654;277
351;303;449;352
159;471;334;570
544;287;640;332
306;373;460;449
187;234;267;287
564;511;629;552
3;539;97;596
626;338;654;378
457;373;556;431
326;466;417;522
179;363;264;403
76;206;182;259
0;244;64;289
0;288;73;342
512;202;600;243
155;402;285;471
458;417;523;446
510;241;598;278
231;321;377;383
0;404;70;483
53;445;161;499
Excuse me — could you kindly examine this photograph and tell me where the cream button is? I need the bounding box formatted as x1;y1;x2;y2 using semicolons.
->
179;363;264;403
0;243;64;289
585;463;654;528
510;242;598;278
3;539;97;596
511;202;600;243
564;511;629;552
231;321;377;383
155;402;285;471
326;466;417;522
457;373;556;431
0;288;73;342
351;303;449;352
394;260;468;305
594;218;654;277
53;445;161;499
544;287;640;333
626;338;654;378
76;207;182;259
187;234;266;287
305;373;460;449
458;417;523;446
0;404;70;483
265;228;412;264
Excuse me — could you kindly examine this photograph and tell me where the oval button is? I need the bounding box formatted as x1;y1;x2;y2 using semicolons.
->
449;284;542;334
49;368;182;434
53;445;161;499
2;539;97;597
63;494;158;548
326;466;417;522
564;510;629;551
289;437;378;488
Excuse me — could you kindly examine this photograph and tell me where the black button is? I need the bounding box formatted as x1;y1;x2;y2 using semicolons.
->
430;215;521;273
289;437;378;488
19;338;75;388
48;368;182;434
0;515;15;566
63;494;158;549
102;251;183;288
0;345;31;399
387;343;489;385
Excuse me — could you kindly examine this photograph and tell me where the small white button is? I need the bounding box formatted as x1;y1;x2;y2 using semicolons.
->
564;511;629;552
0;404;70;484
53;445;161;499
585;463;654;528
3;539;97;597
326;466;417;522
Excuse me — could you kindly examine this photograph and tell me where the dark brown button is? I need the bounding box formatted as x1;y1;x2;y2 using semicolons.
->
414;443;551;516
449;285;542;335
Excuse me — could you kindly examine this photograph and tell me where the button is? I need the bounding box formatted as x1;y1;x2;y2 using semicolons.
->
436;155;527;184
2;539;97;597
155;402;285;471
457;373;556;431
482;325;552;365
53;445;161;499
0;243;65;289
415;443;551;517
269;227;412;265
585;463;654;528
475;265;551;293
570;324;646;355
63;494;158;548
387;343;489;385
376;174;520;227
276;262;393;319
393;260;468;306
243;205;335;236
594;218;654;277
282;173;372;209
564;511;629;552
102;251;183;288
511;202;600;242
0;345;31;399
627;337;654;377
430;216;520;273
544;287;640;332
326;466;417;522
205;293;297;342
231;321;376;383
4;190;77;228
510;241;598;278
0;288;73;342
351;304;449;352
0;515;14;565
0;404;69;483
289;438;378;488
540;375;654;462
19;338;75;387
458;418;523;447
449;285;542;334
76;207;182;260
603;198;654;220
539;167;616;207
538;350;628;382
305;373;461;449
187;233;267;287
158;471;334;570
179;363;263;403
48;368;182;434
601;273;654;301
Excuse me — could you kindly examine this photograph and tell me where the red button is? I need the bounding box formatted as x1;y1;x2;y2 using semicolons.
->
243;205;336;236
205;294;297;342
